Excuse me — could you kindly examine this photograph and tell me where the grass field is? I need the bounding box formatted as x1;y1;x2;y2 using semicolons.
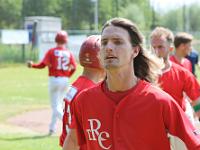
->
0;63;83;150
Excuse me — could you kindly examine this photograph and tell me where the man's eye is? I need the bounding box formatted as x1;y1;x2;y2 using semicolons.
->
114;40;122;45
158;46;163;49
101;40;107;46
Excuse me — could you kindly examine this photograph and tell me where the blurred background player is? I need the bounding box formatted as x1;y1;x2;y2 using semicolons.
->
60;35;105;150
150;27;200;121
150;27;200;150
27;30;76;135
186;48;200;77
170;32;193;72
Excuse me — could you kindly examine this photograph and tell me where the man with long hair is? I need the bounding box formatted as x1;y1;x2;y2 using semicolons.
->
73;18;200;149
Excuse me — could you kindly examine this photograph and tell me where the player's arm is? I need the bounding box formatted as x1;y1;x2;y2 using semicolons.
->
162;96;200;149
27;49;51;69
68;54;77;77
27;60;46;68
63;129;79;150
183;70;200;118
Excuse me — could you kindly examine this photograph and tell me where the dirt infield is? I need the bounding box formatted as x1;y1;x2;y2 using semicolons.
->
6;108;62;135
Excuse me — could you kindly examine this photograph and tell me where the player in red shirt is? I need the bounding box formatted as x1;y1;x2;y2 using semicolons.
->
60;35;105;150
150;27;200;149
27;31;76;134
170;32;193;72
150;27;200;116
73;18;200;150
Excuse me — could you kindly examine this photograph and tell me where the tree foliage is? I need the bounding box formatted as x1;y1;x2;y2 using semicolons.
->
188;4;200;31
0;0;200;32
0;0;23;28
22;0;61;17
119;4;145;29
156;3;200;32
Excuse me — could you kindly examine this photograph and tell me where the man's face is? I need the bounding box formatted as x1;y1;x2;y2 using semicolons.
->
151;36;171;60
100;25;136;70
181;42;192;57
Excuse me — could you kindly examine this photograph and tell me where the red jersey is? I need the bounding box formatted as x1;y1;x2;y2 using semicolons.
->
74;80;200;150
170;55;192;72
31;46;76;77
159;62;200;111
59;76;96;147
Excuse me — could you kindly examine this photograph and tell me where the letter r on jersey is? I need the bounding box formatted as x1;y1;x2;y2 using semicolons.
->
86;119;101;140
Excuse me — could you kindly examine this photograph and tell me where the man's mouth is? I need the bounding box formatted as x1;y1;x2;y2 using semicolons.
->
105;56;116;60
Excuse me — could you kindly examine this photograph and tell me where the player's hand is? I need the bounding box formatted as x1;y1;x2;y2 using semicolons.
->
27;61;33;68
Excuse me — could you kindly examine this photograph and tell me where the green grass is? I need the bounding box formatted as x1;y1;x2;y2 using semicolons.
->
0;63;82;150
0;133;60;150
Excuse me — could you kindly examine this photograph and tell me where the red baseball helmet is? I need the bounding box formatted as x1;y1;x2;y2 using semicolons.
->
79;35;102;69
55;30;68;44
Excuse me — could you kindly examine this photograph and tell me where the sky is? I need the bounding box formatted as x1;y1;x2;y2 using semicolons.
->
150;0;200;13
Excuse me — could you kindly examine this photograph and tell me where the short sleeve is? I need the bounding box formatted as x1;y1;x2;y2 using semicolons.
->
183;70;200;101
161;96;200;149
73;92;87;146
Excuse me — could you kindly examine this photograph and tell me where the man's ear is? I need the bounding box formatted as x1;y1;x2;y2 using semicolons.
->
132;46;140;58
179;43;185;49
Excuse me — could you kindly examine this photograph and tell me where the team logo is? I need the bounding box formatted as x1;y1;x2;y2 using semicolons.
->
86;119;111;149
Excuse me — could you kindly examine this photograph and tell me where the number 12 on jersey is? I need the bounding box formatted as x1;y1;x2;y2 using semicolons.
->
57;56;70;70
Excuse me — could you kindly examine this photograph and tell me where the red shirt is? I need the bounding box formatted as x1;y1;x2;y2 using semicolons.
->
74;80;200;150
159;62;200;111
170;55;192;72
31;46;76;77
59;76;96;147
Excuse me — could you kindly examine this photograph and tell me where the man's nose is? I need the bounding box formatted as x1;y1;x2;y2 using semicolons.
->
105;41;114;52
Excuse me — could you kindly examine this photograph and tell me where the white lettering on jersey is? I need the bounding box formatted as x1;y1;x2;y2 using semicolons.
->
86;119;111;149
55;51;70;70
67;104;72;125
65;86;78;102
64;86;77;128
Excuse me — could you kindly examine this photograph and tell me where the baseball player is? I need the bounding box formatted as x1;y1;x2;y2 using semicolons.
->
186;49;200;76
73;18;200;150
150;27;200;150
170;32;193;72
27;30;76;134
59;35;105;150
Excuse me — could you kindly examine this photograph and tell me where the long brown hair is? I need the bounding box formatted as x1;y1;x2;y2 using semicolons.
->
102;18;162;83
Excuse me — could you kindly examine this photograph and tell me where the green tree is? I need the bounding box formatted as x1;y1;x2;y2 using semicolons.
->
58;0;72;29
119;4;145;29
188;4;200;31
0;0;23;28
99;0;113;29
22;0;61;17
117;0;152;30
159;9;183;31
71;0;93;30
